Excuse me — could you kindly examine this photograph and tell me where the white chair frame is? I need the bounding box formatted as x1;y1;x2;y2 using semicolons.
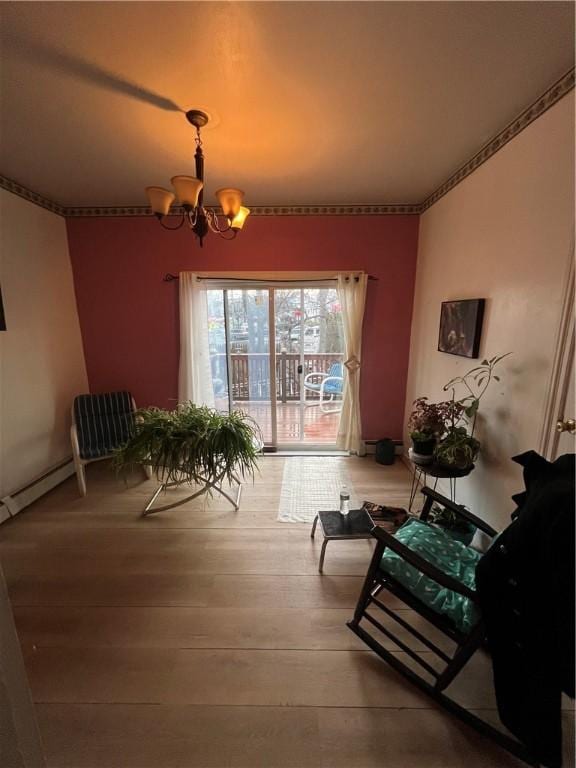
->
70;396;151;496
303;372;344;413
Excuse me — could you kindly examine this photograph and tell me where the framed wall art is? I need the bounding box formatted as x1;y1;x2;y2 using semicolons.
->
438;299;485;359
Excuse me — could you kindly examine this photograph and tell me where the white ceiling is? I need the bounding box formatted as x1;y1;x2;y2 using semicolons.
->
0;1;573;207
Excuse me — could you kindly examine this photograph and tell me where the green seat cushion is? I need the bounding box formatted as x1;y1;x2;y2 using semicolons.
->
380;518;481;633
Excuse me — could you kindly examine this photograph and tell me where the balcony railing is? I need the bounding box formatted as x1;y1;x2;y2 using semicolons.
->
210;352;344;402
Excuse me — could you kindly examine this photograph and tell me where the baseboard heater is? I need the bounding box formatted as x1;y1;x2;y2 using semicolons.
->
0;458;75;525
364;439;403;456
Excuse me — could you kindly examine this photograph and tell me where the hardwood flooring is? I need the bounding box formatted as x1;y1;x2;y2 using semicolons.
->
0;456;573;768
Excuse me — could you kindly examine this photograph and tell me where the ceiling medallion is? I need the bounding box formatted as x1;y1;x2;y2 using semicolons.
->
145;109;249;247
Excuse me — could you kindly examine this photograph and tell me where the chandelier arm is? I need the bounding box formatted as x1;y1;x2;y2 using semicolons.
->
205;207;232;234
186;207;198;229
204;208;220;234
159;214;186;230
216;228;238;241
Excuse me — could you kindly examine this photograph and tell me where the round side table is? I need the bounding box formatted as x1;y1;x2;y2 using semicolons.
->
408;461;473;511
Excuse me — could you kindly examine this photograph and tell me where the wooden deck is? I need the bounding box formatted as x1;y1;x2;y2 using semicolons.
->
0;457;554;767
239;400;340;445
214;398;341;445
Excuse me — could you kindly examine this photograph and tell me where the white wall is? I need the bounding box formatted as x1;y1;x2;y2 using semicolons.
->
404;92;574;530
0;190;88;498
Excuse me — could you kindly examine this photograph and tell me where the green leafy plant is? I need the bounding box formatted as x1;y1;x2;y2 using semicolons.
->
428;503;475;545
443;353;512;433
433;426;480;469
429;353;511;468
113;404;262;489
408;354;511;468
408;397;468;456
408;397;445;453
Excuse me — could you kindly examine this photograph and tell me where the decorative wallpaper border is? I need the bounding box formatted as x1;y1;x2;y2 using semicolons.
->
420;67;575;212
0;175;65;216
62;203;422;217
2;67;573;219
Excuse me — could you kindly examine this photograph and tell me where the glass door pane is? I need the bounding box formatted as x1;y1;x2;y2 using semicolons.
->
301;286;345;445
274;288;304;443
207;290;230;412
209;282;344;449
273;285;344;446
226;288;274;446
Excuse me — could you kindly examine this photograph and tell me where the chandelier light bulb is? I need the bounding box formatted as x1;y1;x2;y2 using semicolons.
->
230;206;251;231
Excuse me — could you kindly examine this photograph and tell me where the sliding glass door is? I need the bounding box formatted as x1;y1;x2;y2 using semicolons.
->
206;282;344;449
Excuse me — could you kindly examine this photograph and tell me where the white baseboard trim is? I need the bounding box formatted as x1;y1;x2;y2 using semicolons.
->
0;459;75;525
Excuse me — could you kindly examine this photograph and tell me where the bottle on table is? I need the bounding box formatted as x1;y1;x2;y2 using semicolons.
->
340;486;350;516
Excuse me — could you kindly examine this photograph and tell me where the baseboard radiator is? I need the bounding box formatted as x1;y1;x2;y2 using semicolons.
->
364;439;404;456
0;459;75;525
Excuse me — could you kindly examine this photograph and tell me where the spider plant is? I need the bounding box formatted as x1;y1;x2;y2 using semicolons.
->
113;404;262;489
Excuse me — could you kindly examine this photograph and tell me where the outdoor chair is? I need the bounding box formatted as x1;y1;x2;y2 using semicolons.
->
347;486;536;765
71;391;147;496
303;361;344;412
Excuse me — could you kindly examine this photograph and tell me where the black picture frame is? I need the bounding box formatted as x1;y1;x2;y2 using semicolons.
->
438;299;485;359
0;285;5;332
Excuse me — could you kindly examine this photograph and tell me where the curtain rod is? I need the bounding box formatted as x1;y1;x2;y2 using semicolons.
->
163;273;377;283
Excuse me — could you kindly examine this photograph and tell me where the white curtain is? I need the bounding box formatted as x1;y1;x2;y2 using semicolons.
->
336;272;368;454
178;272;215;407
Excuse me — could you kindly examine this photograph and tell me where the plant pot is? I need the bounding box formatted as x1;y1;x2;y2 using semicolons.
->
410;437;436;456
408;447;434;466
434;454;474;471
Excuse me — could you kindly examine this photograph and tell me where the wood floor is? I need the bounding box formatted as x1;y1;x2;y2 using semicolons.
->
0;457;573;768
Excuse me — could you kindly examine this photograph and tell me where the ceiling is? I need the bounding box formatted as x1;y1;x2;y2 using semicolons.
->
0;1;573;208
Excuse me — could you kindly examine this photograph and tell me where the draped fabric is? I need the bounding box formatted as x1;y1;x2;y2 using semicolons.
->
178;272;215;407
336;272;368;454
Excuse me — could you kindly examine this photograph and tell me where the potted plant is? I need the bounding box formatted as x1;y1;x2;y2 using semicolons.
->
434;426;480;470
113;404;261;499
433;354;511;470
428;503;476;546
407;397;445;464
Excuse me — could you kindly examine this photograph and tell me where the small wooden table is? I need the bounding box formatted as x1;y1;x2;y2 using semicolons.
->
311;509;374;573
310;502;408;573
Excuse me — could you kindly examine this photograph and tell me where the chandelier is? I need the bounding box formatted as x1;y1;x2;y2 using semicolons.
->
145;110;250;247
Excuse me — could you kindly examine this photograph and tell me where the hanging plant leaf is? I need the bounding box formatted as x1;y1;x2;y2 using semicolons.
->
464;399;480;418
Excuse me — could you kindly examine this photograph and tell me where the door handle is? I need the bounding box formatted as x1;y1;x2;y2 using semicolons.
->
297;364;303;375
556;418;576;434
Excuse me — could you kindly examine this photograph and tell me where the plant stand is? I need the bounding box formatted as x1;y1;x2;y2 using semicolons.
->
408;462;473;512
142;473;242;516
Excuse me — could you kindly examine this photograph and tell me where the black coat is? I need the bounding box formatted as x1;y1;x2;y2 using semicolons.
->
476;451;575;768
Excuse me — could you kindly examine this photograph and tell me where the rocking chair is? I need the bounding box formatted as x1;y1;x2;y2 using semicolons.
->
347;486;538;766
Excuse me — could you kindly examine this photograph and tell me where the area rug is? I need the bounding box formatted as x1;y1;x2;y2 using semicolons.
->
277;456;360;523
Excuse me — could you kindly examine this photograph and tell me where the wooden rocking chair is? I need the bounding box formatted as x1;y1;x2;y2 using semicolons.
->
347;486;538;766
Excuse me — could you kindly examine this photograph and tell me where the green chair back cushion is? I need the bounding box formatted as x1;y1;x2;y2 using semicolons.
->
380;518;481;633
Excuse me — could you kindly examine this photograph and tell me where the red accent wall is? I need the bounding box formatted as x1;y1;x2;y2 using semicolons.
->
66;215;419;440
